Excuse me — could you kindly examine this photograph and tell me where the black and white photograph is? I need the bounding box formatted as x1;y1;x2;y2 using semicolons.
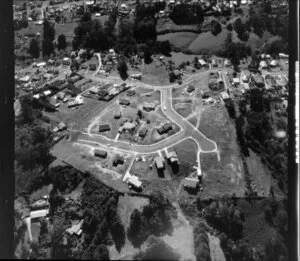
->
0;0;298;259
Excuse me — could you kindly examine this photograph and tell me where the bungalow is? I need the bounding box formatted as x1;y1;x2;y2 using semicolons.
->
20;75;30;83
113;155;124;166
269;60;278;67
187;85;195;93
114;110;121;119
127;89;136;96
139;128;148;138
58;122;67;131
44;90;52;96
183;178;199;191
99;123;111;132
57;92;65;100
30;209;49;220
252;75;265;88
198;59;208;67
131;73;142;80
155;156;164;170
66;220;84;236
211;59;218;67
224;59;231;67
36;62;46;68
119;98;130;106
220;91;230;100
165;150;178;163
232;78;240;86
94;149;107;158
259;60;268;69
89;86;99;94
123;122;136;131
143;102;156;111
127;175;142;190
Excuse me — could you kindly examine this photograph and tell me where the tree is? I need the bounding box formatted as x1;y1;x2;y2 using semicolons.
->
227;23;233;31
29;38;40;59
43;19;55;42
211;20;222;36
55;15;61;24
137;109;143;119
144;45;153;64
117;57;128;80
57;34;67;50
42;39;54;57
93;244;109;260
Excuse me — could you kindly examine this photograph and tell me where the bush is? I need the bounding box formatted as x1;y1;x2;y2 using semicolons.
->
211;20;222;36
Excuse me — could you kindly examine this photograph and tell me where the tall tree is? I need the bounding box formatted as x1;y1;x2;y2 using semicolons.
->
117;56;128;80
42;39;54;57
43;19;55;42
29;38;40;59
57;34;67;50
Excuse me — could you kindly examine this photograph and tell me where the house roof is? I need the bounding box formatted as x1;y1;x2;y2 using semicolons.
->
155;156;164;168
66;220;84;235
183;178;198;189
128;176;142;188
30;209;49;219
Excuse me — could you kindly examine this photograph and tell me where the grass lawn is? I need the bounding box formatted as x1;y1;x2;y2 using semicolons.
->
198;106;246;198
51;139;133;192
187;29;230;54
158;32;198;49
140;59;170;85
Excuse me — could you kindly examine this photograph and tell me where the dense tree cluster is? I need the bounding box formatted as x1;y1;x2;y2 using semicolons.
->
169;4;204;25
202;200;244;240
57;34;67;50
127;191;174;247
14;19;28;30
193;222;212;261
233;18;249;42
117;55;128;80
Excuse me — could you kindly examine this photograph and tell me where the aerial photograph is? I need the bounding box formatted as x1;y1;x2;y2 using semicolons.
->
13;0;289;260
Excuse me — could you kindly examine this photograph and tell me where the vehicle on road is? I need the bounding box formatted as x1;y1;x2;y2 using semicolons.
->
163;106;166;110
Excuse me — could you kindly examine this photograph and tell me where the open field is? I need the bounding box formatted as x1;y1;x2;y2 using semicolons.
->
158;32;198;49
51;138;134;192
187;30;230;54
198;106;246;198
140;60;170;85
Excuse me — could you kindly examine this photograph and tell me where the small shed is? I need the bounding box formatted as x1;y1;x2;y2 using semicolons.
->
183;178;199;190
139;128;148;138
119;98;130;106
94;149;107;158
99;124;111;132
128;176;142;189
220;91;230;100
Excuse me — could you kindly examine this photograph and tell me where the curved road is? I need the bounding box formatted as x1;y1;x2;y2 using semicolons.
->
75;69;220;174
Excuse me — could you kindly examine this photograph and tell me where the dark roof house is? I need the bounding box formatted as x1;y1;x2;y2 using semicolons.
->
99;123;111;132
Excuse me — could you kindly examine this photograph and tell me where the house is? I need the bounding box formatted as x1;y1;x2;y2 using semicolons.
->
30;209;49;220
99;123;111;132
89;86;99;94
187;85;195;93
198;59;208;67
114;110;121;119
113;155;124;166
157;122;173;134
155;156;164;170
56;92;65;100
119;98;130;106
123;122;136;131
131;73;142;80
252;75;265;88
20;75;30;83
89;63;97;71
270;60;278;67
279;53;288;59
68;101;78;108
58;122;67;131
36;62;46;68
44;90;52;96
127;89;136;96
94;149;107;158
139;128;148;138
220;91;230;100
127;175;142;190
242;74;249;83
165;150;178;163
224;59;231;67
66;220;84;236
183;178;199;191
143;102;156;111
211;59;218;67
232;78;240;86
259;60;268;69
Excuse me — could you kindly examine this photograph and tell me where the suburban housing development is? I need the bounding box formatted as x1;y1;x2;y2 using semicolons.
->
14;0;289;260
